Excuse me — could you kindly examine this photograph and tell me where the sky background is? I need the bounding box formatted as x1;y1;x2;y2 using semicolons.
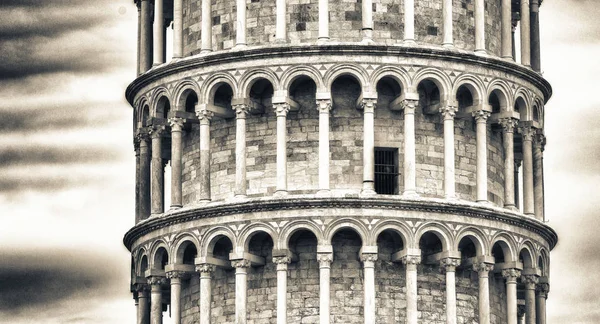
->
0;0;598;323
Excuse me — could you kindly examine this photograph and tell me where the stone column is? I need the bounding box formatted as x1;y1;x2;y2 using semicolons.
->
500;118;518;209
474;0;485;53
138;131;152;219
501;0;512;59
511;20;518;61
514;158;522;209
150;126;165;215
173;0;183;58
273;256;291;324
362;99;376;194
201;0;212;52
530;0;541;71
361;0;373;42
136;284;150;324
236;0;247;47
473;110;491;202
441;258;461;324
402;99;418;197
403;0;415;43
274;103;290;194
403;255;421;324
318;253;333;324
197;264;215;324
473;262;494;324
536;283;549;324
520;0;531;66
232;259;251;324
140;0;153;72
518;305;526;324
317;99;332;192
361;253;377;324
148;276;167;324
318;0;329;42
275;0;287;42
167;271;187;324
233;104;249;197
502;269;521;324
137;3;142;75
522;275;538;324
521;126;535;216
134;139;141;223
441;106;457;199
197;110;214;202
442;0;453;47
533;134;545;221
153;0;165;65
169;118;184;208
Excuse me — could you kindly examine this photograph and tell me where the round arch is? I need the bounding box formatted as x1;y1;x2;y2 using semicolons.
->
238;69;280;98
200;227;237;258
324;218;369;245
324;64;370;93
370;220;412;247
173;79;200;111
172;233;201;264
238;223;278;252
452;74;485;106
411;68;451;100
414;223;452;251
280;66;325;92
201;73;239;104
455;227;489;256
370;66;410;94
489;233;518;262
278;221;324;250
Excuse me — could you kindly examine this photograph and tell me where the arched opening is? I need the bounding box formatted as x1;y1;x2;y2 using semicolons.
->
417;79;441;113
212;83;234;108
142;105;150;126
156;96;171;119
376;76;402;109
153;247;169;270
519;248;534;270
246;231;275;319
457;236;478;261
489;89;507;114
419;231;444;261
184;91;198;114
491;240;513;264
175;241;197;265
375;229;405;321
533;105;540;122
331;228;364;316
139;255;149;277
331;74;362;110
287;229;318;322
248;78;274;107
206;235;235;321
456;84;475;112
288;75;317;110
514;97;527;121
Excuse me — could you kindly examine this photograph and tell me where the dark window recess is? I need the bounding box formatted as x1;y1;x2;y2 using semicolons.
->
375;147;399;195
427;26;438;36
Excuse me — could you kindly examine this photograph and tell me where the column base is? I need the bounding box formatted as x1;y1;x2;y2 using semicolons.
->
402;190;420;199
233;194;247;200
403;39;417;46
474;49;488;55
442;43;454;48
274;190;289;197
273;38;287;44
200;49;212;55
444;194;458;200
233;44;248;50
361;37;374;44
361;188;377;196
317;38;330;45
169;205;183;210
502;55;514;61
316;189;331;197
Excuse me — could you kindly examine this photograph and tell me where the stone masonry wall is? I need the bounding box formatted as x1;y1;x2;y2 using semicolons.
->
181;0;503;55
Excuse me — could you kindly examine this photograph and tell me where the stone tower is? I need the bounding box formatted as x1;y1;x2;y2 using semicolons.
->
125;0;556;323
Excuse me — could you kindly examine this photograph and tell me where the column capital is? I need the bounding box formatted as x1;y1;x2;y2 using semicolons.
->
401;99;418;114
360;253;378;263
317;253;333;267
439;106;457;120
499;117;519;133
134;282;150;295
440;257;461;272
195;263;216;274
401;255;421;266
519;125;536;141
195;109;214;124
231;259;252;269
274;102;290;117
273;256;291;271
166;270;189;281
533;133;546;149
149;125;167;138
168;117;185;131
473;261;494;275
502;268;522;282
472;110;491;123
135;127;152;142
316;99;332;113
360;98;377;114
147;276;167;287
233;103;250;118
521;274;539;289
536;283;549;298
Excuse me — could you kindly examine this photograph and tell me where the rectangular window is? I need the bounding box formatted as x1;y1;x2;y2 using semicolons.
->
375;147;399;195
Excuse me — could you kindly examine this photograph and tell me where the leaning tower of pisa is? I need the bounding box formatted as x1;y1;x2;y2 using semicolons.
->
125;0;556;323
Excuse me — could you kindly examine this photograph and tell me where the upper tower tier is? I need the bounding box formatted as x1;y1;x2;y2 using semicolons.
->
136;0;544;73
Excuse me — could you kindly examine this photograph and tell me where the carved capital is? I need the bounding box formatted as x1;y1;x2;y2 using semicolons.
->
135;128;151;144
533;133;546;149
360;253;378;263
273;103;290;117
401;255;421;266
502;268;522;282
473;262;494;274
519;126;536;142
166;270;189;281
196;263;216;274
499;118;519;133
168;117;185;131
233;104;250;118
401;99;418;115
147;276;167;286
521;274;539;288
195;109;214;124
440;258;461;272
272;256;291;265
133;283;150;295
536;283;549;298
231;259;251;269
439;106;457;120
472;110;491;123
316;99;332;113
360;98;377;114
149;125;166;139
317;253;333;267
